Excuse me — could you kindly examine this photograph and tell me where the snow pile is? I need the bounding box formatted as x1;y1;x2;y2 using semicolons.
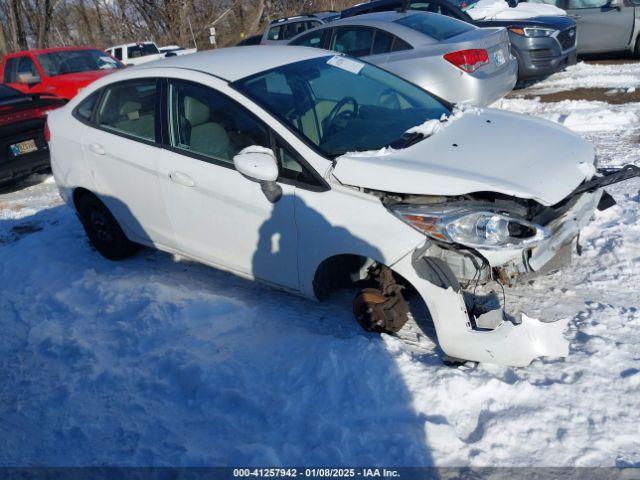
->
518;61;640;95
495;98;640;133
560;108;639;132
466;0;566;20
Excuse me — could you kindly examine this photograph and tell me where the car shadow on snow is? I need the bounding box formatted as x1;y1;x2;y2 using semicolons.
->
0;194;439;468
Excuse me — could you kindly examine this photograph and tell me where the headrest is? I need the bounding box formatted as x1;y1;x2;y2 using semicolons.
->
184;96;210;127
119;101;142;120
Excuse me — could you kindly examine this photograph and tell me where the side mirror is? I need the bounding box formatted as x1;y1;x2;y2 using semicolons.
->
507;0;518;8
17;72;41;86
233;146;282;203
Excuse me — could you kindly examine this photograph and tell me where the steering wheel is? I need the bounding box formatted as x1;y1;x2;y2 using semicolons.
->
321;97;359;144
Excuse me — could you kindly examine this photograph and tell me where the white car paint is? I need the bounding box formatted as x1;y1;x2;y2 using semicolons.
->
48;47;604;367
466;0;567;20
105;42;166;66
333;108;594;206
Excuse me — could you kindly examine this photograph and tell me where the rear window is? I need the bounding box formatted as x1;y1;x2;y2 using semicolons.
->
394;12;473;40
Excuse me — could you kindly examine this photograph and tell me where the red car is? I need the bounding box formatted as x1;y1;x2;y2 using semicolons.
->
0;46;124;101
0;84;65;185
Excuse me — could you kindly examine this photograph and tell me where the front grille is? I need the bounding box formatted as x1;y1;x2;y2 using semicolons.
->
557;27;576;51
530;48;553;59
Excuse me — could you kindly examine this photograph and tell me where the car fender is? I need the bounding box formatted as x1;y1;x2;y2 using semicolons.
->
295;183;425;299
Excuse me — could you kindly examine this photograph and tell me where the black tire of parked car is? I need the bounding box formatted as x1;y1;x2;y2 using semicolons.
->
635;36;640;58
77;192;138;260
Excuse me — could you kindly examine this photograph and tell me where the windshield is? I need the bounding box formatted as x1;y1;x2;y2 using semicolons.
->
37;50;124;76
234;56;450;157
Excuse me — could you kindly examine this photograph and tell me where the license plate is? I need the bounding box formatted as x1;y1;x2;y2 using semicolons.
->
493;49;506;67
10;139;38;156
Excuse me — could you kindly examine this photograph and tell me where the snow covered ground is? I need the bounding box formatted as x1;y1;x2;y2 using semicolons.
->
1;62;639;468
515;61;640;95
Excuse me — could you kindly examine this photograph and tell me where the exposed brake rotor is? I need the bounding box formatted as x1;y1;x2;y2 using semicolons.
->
353;265;410;333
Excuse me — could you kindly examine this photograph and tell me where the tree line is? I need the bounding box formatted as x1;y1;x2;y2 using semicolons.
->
0;0;355;55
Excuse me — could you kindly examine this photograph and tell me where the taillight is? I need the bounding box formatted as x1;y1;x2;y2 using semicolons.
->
44;119;51;143
444;49;489;73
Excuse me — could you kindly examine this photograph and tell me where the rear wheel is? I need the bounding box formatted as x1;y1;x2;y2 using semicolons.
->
76;192;138;260
635;35;640;58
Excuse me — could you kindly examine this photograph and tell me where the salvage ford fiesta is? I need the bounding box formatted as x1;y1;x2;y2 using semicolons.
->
47;46;639;366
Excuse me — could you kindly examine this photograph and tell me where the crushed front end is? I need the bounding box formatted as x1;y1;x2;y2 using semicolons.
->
384;165;640;366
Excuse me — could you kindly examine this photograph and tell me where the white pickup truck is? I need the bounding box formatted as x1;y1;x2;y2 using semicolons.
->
105;42;166;66
158;45;198;56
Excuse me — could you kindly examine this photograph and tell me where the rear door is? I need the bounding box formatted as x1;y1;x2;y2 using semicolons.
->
565;0;634;52
81;77;175;248
156;78;300;289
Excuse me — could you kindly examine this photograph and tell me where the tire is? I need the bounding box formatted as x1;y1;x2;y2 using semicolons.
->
635;35;640;58
76;192;138;260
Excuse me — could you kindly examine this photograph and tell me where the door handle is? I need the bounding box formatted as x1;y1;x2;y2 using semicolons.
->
89;143;105;155
168;171;195;187
569;14;582;18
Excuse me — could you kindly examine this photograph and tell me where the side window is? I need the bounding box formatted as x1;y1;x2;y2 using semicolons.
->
267;25;282;40
372;31;395;55
3;58;18;83
332;27;374;57
391;37;413;52
274;137;322;187
291;29;326;48
168;80;269;165
74;91;100;123
95;79;157;141
282;21;310;40
113;48;123;60
17;57;40;82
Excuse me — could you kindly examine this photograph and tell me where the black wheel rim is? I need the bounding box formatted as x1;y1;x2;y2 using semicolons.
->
90;208;115;244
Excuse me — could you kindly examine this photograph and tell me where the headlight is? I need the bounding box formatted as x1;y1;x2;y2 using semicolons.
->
508;27;556;38
391;206;550;250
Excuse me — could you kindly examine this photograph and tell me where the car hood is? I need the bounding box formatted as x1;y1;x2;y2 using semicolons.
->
51;69;118;85
476;15;576;29
466;0;566;20
332;109;595;207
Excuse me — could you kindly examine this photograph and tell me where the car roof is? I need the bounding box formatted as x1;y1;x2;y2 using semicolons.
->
342;0;404;17
269;15;321;25
292;11;452;46
108;42;156;49
3;46;103;57
135;46;332;81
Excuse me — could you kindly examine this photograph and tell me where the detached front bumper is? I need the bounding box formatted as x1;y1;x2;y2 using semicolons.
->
391;250;570;367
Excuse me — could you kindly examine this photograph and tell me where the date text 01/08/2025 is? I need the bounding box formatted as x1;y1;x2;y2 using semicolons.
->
232;468;400;478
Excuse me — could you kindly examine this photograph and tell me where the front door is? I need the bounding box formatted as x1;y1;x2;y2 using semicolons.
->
156;78;299;290
83;77;175;248
565;0;634;53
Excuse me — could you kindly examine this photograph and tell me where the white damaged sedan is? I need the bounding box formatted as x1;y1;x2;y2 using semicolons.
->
47;46;639;366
